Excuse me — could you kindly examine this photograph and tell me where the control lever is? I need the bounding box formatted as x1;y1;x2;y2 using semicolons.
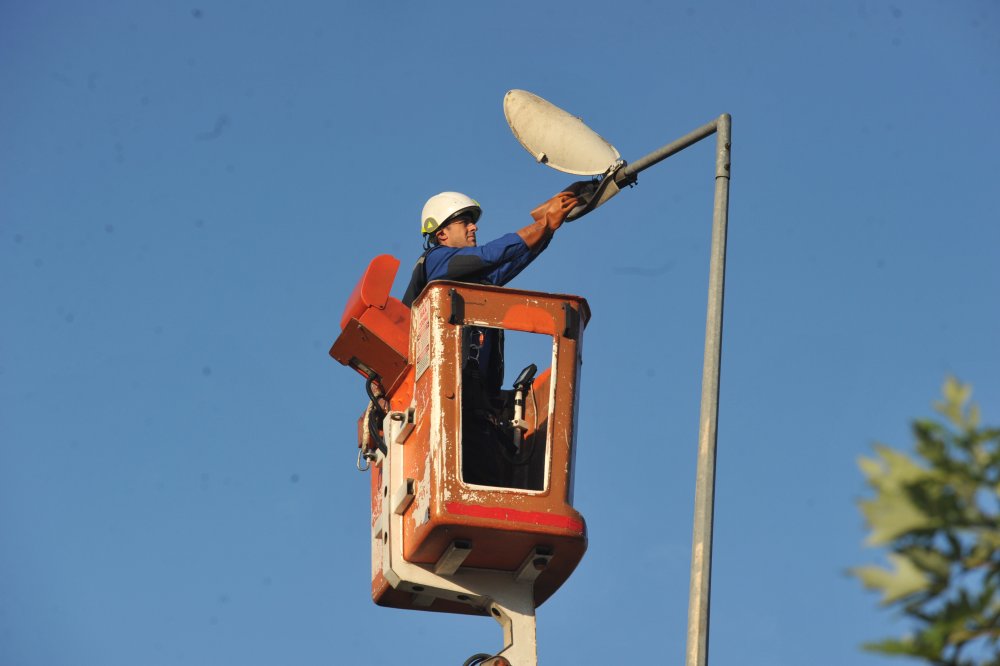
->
510;364;537;453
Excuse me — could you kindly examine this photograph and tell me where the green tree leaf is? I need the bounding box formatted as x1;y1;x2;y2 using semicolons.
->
858;445;940;545
853;553;932;604
853;379;1000;664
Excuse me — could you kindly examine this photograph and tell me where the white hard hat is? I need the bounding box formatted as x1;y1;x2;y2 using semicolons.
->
421;192;481;236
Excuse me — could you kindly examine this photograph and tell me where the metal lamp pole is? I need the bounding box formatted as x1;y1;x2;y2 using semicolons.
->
506;94;731;664
616;114;731;666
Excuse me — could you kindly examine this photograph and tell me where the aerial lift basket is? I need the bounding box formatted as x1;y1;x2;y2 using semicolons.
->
330;256;591;663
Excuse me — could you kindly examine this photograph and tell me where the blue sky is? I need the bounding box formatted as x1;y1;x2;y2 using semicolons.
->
2;1;998;664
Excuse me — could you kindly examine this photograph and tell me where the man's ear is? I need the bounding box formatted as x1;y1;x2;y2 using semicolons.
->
435;228;448;244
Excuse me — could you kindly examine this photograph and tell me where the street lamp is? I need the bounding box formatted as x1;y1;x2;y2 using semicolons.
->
505;90;732;666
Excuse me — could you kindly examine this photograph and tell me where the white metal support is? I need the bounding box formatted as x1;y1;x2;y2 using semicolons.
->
489;590;538;665
379;411;540;665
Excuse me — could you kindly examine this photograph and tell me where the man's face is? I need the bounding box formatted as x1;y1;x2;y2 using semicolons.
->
436;214;477;248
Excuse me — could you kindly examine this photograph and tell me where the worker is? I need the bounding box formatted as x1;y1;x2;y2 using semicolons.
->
401;188;581;485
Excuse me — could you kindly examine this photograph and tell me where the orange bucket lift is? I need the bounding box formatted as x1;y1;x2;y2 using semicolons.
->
330;254;590;665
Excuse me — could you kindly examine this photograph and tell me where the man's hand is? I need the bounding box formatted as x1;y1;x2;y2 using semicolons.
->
517;190;580;249
530;191;580;232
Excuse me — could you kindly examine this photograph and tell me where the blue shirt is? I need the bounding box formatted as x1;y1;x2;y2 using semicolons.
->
422;232;541;288
402;231;550;392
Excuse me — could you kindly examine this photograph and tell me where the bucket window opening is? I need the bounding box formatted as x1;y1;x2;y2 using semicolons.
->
459;327;554;491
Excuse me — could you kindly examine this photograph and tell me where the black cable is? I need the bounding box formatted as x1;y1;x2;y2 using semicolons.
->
364;372;383;406
365;373;388;456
